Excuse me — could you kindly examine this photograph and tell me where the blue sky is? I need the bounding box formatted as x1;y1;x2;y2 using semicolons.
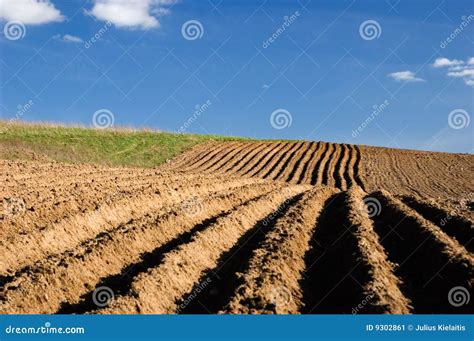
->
0;0;473;153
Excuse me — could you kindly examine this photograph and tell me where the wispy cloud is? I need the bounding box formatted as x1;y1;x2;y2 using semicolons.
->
54;34;83;43
87;0;178;29
388;71;425;82
433;57;474;87
0;0;64;25
432;57;464;68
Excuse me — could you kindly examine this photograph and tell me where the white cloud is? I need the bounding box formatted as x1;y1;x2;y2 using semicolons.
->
433;57;474;87
54;34;83;43
88;0;177;29
446;68;474;78
388;71;425;82
432;57;464;68
0;0;64;25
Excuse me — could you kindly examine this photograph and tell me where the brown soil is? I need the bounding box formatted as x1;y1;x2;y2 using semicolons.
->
1;141;472;314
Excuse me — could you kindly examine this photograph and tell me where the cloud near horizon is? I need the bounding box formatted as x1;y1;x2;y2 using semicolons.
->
0;0;64;25
388;70;425;82
432;57;474;87
87;0;178;29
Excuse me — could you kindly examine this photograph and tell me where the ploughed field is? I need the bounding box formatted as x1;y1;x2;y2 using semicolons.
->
1;141;473;314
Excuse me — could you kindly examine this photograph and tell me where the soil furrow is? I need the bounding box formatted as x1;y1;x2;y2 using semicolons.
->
97;185;308;314
1;174;203;239
272;142;306;181
260;143;300;180
345;187;412;313
0;181;277;314
311;142;332;185
196;143;245;172
287;142;316;184
333;144;347;190
252;143;296;178
220;143;266;174
339;144;352;190
166;143;215;169
301;192;381;313
325;143;342;188
220;186;337;314
0;176;255;276
301;142;324;185
58;189;274;314
277;141;309;182
183;142;238;171
370;191;474;313
400;196;474;253
204;143;251;173
233;143;275;175
243;143;286;177
353;146;365;190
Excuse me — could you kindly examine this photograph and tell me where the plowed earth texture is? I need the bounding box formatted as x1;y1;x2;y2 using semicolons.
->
1;141;472;314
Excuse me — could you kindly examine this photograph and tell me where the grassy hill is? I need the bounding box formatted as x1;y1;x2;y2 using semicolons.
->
0;121;244;168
